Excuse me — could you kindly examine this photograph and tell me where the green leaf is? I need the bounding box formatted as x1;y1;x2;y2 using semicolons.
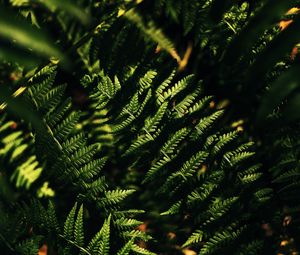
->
33;0;91;25
98;215;111;255
125;9;175;55
116;237;135;255
131;244;156;255
0;7;65;63
99;189;135;207
74;205;84;247
257;65;300;123
246;16;300;91
47;201;60;233
182;230;204;247
222;0;295;66
64;203;78;240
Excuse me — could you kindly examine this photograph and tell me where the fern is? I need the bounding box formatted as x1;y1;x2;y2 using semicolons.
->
83;67;271;254
1;0;300;254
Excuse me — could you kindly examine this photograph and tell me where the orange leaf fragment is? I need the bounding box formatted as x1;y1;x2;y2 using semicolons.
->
38;244;48;255
280;240;289;246
209;101;215;109
182;248;197;255
291;46;298;60
137;221;149;232
279;20;293;31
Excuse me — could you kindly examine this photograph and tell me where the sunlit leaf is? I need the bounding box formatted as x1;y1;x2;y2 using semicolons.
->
222;0;295;66
33;0;91;25
246;16;300;91
0;7;66;64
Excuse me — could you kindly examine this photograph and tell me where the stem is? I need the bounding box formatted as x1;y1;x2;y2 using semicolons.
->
59;234;91;255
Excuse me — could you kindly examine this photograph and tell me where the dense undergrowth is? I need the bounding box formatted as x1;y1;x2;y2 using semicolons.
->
0;0;299;254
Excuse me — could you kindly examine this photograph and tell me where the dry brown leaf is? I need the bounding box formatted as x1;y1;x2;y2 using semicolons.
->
167;232;176;240
279;20;293;31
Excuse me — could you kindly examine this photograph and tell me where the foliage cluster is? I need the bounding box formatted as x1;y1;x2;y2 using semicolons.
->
0;0;299;254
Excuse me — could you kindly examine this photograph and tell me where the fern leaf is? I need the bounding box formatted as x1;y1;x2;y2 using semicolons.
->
74;204;84;247
173;86;202;117
47;201;60;233
139;70;157;91
63;203;78;240
161;127;189;156
143;102;168;133
131;244;157;255
192;110;224;138
200;225;245;254
144;155;173;183
160;200;182;216
53;111;81;142
116;237;135;255
156;69;176;103
182;230;204;247
125;9;175;57
98;215;111;255
161;151;208;192
99;189;135;207
212;131;239;156
115;217;143;230
158;75;194;104
46;98;72;128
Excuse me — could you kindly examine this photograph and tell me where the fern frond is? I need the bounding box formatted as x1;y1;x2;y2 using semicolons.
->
131;244;157;255
160;127;189;156
98;189;135;207
53;111;81;142
182;230;204;247
156;75;194;104
200;224;245;255
139;70;157;91
143;102;168;134
125;9;175;57
116;237;134;255
87;215;111;255
115;217;143;230
74;204;84;247
10;155;42;189
97;215;111;255
161;150;208;192
191;110;224;138
64;202;78;240
160;200;182;216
